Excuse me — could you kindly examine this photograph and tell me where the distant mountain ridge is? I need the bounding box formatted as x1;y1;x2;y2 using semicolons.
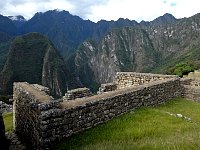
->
2;10;177;57
72;13;200;90
8;15;26;29
1;10;200;93
18;10;141;57
0;15;17;36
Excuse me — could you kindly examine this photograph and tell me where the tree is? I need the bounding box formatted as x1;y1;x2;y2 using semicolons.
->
173;62;195;77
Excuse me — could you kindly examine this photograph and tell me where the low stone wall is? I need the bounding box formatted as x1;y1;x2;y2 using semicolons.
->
190;80;200;87
62;88;92;100
13;82;55;149
181;78;200;102
183;85;200;102
115;72;178;89
32;84;50;95
13;77;182;149
187;70;200;79
98;82;117;94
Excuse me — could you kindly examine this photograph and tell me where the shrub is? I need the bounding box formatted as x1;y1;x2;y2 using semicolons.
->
173;62;195;77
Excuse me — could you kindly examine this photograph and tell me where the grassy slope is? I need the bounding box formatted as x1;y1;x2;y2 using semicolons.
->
3;112;13;132
152;44;200;74
55;98;200;150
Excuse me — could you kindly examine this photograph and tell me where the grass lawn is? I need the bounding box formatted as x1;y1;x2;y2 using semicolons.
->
3;112;13;132
55;98;200;150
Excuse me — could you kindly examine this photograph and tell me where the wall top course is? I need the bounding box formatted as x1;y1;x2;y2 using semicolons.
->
14;82;54;103
115;72;179;78
61;78;179;109
66;87;90;93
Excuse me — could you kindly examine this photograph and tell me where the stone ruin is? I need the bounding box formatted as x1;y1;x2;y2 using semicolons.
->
98;72;176;93
8;72;200;149
62;87;92;100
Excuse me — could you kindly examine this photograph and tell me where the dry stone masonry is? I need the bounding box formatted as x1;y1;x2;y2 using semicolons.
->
13;82;55;149
187;70;200;79
98;82;117;94
62;87;92;100
13;72;186;149
115;72;177;89
181;78;200;102
12;72;200;149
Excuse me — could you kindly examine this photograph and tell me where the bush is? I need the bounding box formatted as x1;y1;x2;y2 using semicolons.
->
173;62;195;77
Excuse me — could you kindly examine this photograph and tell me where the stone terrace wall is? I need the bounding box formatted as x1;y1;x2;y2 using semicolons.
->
115;72;178;89
13;78;182;149
181;78;200;102
13;82;57;149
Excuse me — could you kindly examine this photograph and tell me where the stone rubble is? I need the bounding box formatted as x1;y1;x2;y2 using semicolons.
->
63;87;92;100
166;112;192;122
98;82;117;94
0;101;12;113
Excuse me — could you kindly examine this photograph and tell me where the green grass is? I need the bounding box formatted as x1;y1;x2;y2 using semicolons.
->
3;112;13;132
55;98;200;150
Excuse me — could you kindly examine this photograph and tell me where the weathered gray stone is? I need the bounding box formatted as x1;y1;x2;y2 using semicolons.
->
13;72;198;149
63;88;92;100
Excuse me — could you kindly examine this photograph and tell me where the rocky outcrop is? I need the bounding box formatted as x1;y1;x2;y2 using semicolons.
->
0;33;79;97
73;13;200;89
74;27;158;90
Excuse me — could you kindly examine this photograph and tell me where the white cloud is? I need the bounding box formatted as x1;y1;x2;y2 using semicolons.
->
172;0;200;18
88;0;178;22
0;0;74;19
0;0;200;22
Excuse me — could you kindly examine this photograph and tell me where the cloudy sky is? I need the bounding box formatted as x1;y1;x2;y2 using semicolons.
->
0;0;200;22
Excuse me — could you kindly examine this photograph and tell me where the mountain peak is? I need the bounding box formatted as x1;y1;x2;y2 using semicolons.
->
8;15;26;21
162;13;176;20
0;32;78;97
151;13;177;26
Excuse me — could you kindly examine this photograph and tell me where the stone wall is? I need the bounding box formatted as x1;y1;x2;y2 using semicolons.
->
98;82;117;94
13;82;55;149
115;72;178;89
62;88;92;100
13;77;182;149
187;70;200;80
181;78;200;102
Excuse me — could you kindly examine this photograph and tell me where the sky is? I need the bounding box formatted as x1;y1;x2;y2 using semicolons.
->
1;0;200;22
